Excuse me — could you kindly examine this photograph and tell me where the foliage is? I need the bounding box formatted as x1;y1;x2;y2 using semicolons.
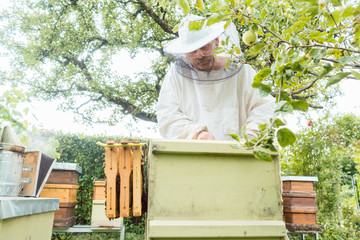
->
0;87;29;130
177;0;360;160
1;0;358;134
0;0;178;124
51;132;145;239
281;113;360;238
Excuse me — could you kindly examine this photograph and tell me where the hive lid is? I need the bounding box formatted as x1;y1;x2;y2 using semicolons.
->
281;176;318;182
0;197;59;219
52;162;82;174
149;139;279;156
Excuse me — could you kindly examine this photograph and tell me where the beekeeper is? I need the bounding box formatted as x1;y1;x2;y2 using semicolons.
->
157;15;275;140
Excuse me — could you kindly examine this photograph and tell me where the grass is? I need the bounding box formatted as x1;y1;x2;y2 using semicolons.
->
52;233;144;240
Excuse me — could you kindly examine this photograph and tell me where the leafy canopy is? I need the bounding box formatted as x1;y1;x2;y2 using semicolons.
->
0;0;359;151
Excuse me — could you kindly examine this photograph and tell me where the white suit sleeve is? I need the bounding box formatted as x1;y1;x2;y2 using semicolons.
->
156;65;205;139
244;65;275;138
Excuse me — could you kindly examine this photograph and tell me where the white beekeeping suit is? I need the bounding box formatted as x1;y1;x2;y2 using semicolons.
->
157;15;275;140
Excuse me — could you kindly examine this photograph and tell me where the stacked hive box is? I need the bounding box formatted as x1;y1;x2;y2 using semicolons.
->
282;176;321;233
40;163;82;229
91;180;123;229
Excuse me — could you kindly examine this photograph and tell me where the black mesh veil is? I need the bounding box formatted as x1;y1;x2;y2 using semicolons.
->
175;57;243;83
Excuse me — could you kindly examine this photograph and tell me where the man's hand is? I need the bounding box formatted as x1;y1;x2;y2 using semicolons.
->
197;131;216;140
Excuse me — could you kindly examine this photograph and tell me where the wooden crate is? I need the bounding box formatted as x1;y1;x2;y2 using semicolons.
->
282;176;321;232
40;184;79;228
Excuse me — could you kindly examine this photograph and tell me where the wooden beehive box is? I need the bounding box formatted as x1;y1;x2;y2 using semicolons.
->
40;183;79;228
91;179;123;229
46;163;82;185
93;179;106;201
145;139;287;240
40;163;82;229
282;176;321;233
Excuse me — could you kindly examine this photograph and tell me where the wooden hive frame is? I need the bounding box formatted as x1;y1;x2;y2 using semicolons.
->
101;140;145;219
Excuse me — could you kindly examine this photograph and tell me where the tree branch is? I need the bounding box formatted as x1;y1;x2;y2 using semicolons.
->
290;77;320;95
63;55;156;122
136;0;176;35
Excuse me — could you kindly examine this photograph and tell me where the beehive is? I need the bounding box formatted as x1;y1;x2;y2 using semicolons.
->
145;139;286;240
40;163;82;229
282;176;321;233
91;179;123;229
40;183;78;228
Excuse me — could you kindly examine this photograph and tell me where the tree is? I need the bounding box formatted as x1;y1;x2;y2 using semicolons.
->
0;0;359;151
1;0;181;124
0;87;28;130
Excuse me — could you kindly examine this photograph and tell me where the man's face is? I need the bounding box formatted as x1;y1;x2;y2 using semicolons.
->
185;38;219;71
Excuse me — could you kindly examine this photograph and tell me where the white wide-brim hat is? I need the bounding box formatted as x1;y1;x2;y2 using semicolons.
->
164;14;226;55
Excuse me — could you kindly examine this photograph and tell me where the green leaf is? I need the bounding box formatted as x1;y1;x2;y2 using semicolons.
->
241;124;247;139
176;0;190;14
326;72;352;88
291;62;303;72
172;24;180;33
188;20;205;31
206;13;227;26
275;101;294;114
224;20;231;29
194;0;205;11
263;139;277;152
338;56;360;64
276;128;296;148
254;150;273;162
258;84;272;97
0;109;11;119
319;63;333;78
351;70;360;80
273;118;285;128
249;42;266;55
309;48;325;60
289;100;309;112
254;68;271;83
258;123;268;133
342;6;355;18
260;8;268;20
330;0;342;7
228;133;240;142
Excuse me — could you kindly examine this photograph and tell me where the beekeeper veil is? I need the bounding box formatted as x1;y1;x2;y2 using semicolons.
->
164;14;243;82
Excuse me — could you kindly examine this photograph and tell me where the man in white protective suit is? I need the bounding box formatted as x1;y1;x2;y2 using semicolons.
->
157;15;275;140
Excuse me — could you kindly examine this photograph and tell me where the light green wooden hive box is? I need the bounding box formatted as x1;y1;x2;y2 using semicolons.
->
145;139;286;240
